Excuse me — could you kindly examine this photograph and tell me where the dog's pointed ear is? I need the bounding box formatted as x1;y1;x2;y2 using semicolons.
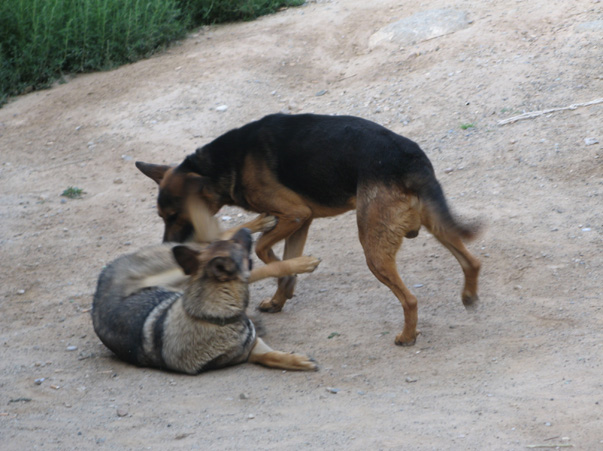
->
136;161;170;185
232;228;252;253
172;246;201;276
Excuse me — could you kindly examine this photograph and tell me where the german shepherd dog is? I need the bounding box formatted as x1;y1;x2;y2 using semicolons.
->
92;203;320;374
136;113;482;346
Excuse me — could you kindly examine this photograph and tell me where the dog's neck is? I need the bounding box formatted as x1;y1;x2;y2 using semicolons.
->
181;278;249;323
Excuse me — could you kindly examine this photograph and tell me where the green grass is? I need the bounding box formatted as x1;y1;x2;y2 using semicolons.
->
0;0;303;105
181;0;304;25
61;186;84;199
460;123;476;130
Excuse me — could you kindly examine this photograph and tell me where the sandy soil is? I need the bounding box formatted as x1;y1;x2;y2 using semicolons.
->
1;0;601;449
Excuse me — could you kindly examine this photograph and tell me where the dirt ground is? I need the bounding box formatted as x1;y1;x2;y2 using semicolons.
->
1;0;601;449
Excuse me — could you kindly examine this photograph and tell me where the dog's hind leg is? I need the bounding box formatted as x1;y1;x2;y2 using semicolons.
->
247;337;318;371
421;215;481;309
357;186;423;346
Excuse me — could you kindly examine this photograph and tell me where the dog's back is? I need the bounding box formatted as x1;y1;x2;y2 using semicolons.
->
92;245;184;368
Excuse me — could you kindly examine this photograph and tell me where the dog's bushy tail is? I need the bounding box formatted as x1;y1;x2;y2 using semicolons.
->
415;174;482;242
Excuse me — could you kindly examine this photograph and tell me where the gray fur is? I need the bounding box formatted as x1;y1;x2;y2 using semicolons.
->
92;240;257;374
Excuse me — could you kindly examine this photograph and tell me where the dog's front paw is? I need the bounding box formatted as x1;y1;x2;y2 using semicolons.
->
289;353;319;371
258;298;284;313
295;256;321;274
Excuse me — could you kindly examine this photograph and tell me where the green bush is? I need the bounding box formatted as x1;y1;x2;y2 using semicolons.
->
0;0;185;104
0;0;303;105
178;0;304;25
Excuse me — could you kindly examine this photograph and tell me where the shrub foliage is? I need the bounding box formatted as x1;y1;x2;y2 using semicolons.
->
0;0;303;105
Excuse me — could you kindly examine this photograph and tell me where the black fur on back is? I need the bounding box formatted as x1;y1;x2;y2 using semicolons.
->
189;114;434;206
185;113;476;237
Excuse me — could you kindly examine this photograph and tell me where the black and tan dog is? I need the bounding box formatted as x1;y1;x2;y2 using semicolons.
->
92;205;320;374
136;113;482;346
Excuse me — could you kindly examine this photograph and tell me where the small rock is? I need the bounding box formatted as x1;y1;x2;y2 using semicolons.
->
216;105;228;112
405;377;418;383
326;387;340;394
239;393;249;400
117;409;128;417
113;178;123;184
315;89;327;96
584;137;599;146
34;378;45;385
66;345;78;352
444;167;454;173
581;227;591;232
221;215;232;222
17;289;25;295
247;414;255;420
413;284;424;288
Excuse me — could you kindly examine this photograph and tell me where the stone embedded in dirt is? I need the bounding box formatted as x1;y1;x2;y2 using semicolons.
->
239;393;249;400
34;378;45;385
117;409;128;417
66;346;78;351
405;377;418;383
216;105;228;112
575;20;603;32
584;137;599;146
369;9;471;48
326;387;340;394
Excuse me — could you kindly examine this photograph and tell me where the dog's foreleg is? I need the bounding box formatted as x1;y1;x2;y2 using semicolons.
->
220;214;278;240
248;256;320;283
255;217;313;312
247;338;318;371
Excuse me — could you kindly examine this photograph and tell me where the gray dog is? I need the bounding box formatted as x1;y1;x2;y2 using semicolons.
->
92;208;319;374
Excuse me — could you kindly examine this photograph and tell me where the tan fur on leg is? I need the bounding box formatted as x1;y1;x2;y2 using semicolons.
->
248;256;320;283
248;338;317;371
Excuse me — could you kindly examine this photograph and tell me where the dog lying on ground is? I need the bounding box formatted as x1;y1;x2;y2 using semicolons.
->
136;113;482;346
92;202;320;374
